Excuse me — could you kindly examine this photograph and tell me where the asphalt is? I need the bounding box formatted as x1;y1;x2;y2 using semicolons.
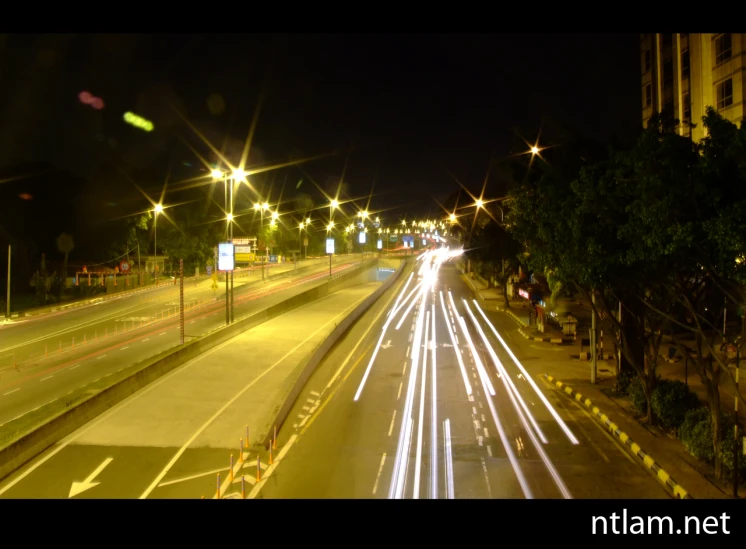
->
0;279;385;499
0;257;360;440
246;260;671;499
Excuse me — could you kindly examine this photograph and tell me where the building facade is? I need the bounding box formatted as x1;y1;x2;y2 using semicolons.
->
640;33;745;141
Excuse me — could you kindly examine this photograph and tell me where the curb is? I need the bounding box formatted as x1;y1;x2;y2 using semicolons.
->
542;374;693;500
517;328;564;344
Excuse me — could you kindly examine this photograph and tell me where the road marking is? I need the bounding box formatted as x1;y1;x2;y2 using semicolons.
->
120;346;129;351
70;364;80;370
477;436;483;446
3;388;20;396
247;434;298;499
310;391;320;397
483;427;489;438
474;419;481;429
96;355;107;360
41;376;54;381
401;361;407;375
478;401;483;409
481;457;493;499
487;445;493;457
481;414;486;422
388;410;397;436
302;406;310;411
472;407;477;414
397;381;403;400
299;416;310;427
141;339;150;343
405;345;410;357
372;453;387;495
189;321;195;324
159;332;166;336
305;398;315;404
157;468;229;488
297;414;305;419
408;333;413;343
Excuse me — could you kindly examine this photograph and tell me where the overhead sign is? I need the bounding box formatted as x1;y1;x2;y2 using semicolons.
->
358;232;366;244
123;112;154;132
326;238;335;254
218;242;235;271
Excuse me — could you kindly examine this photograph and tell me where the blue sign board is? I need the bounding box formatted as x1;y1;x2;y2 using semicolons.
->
269;255;278;263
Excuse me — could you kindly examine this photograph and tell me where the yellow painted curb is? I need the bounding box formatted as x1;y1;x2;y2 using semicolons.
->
543;374;692;500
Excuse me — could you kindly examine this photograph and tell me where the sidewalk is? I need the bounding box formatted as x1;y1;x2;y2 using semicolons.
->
457;263;743;499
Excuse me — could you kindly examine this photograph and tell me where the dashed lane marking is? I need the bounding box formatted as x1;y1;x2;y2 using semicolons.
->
397;381;403;400
120;346;129;351
159;332;166;336
70;364;80;370
372;453;387;495
3;388;20;396
299;416;310;427
141;339;150;342
40;376;53;381
487;445;493;457
483;427;489;438
388;410;397;436
96;355;107;360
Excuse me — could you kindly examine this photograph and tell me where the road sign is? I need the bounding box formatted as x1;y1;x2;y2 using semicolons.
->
269;255;278;263
377;239;382;250
326;238;335;254
218;242;235;271
303;238;308;247
119;260;131;273
358;232;366;244
206;265;212;276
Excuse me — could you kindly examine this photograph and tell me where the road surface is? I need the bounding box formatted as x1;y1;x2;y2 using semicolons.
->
241;251;670;499
0;257;363;446
0;275;389;498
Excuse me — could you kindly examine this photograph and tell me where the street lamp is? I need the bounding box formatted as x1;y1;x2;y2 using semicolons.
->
326;222;334;277
153;203;163;285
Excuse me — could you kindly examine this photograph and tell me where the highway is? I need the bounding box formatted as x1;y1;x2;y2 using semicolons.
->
0;273;387;499
0;256;364;446
245;250;670;499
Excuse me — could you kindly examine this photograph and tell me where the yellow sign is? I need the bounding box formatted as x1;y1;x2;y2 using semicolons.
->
236;252;255;262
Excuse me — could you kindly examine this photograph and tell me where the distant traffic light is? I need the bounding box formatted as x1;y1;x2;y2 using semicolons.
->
123;112;154;132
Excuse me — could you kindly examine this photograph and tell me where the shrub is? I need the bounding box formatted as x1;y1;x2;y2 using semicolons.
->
679;407;714;462
627;375;648;415
719;413;746;481
650;379;700;432
616;369;634;395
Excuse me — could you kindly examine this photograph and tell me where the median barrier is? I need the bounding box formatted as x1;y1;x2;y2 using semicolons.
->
0;257;381;483
261;257;408;448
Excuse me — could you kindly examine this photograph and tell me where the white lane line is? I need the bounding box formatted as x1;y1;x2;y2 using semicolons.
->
396;381;403;400
412;310;430;499
472;407;477;415
481;457;493;499
189;321;195;324
70;364;80;370
247;434;298;499
3;388;20;396
141;339;150;342
388;410;397;436
372;453;387;495
430;303;438;500
405;345;410;357
158;468;228;488
310;391;320;397
96;355;107;360
483;427;489;438
444;418;455;499
477;436;484;446
305;398;315;404
41;376;54;381
481;414;486;422
120;346;129;351
487;445;493;457
299;416;310;427
478;401;483;409
302;406;310;411
159;332;166;336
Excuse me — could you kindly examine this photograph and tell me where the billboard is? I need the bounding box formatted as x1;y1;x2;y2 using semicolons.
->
326;238;335;254
377;239;382;250
218;242;235;271
358;232;366;244
402;235;414;248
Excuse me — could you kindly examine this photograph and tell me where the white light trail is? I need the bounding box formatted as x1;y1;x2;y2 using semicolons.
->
413;310;430;499
472;300;579;445
444;419;455;499
439;292;472;396
462;300;548;444
448;294;496;397
394;282;424;330
389;293;428;499
386;272;414;318
430;303;438;499
449;294;533;498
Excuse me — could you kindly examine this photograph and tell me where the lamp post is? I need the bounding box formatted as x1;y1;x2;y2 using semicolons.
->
327;222;334;278
153;203;163;286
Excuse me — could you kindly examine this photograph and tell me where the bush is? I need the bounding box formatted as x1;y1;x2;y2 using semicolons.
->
679;407;746;480
679;407;714;462
616;369;634;395
650;379;700;431
627;375;648;415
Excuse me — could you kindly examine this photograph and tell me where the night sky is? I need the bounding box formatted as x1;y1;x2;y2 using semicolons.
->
0;33;641;257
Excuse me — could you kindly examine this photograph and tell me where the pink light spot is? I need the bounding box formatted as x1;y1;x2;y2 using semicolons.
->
79;91;93;104
19;193;33;200
91;97;105;110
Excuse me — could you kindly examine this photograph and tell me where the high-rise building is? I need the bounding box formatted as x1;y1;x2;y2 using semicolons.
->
640;33;745;141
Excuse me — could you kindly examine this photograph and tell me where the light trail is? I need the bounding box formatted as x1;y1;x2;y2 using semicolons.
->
412;310;430;499
438;292;472;396
389;292;428;499
472;300;579;445
462;300;548;444
430;303;438;499
449;293;533;499
386;272;414;319
393;282;424;330
444;418;455;499
447;292;495;396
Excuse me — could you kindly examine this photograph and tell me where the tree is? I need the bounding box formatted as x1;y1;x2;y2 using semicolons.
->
467;218;522;307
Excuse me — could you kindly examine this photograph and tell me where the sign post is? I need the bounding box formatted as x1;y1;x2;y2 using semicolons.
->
6;245;10;319
179;259;185;345
218;242;235;326
326;238;335;279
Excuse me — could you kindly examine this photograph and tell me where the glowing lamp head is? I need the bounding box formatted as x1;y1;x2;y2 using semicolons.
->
327;222;334;231
449;214;456;222
211;169;224;180
531;146;539;155
154;203;163;214
232;168;246;181
263;202;269;210
330;199;339;209
254;203;261;211
227;213;233;221
306;217;311;224
271;211;279;220
475;199;483;209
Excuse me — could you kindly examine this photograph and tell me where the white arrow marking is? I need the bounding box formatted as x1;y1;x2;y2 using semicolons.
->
380;340;392;349
440;343;453;348
69;457;113;498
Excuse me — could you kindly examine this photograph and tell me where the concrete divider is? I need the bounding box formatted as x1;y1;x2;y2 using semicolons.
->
261;258;408;447
0;258;380;483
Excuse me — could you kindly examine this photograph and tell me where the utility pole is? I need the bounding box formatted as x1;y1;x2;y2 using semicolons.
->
6;245;10;319
734;347;740;498
229;180;234;324
591;291;597;384
329;252;332;279
179;259;185;345
137;242;142;287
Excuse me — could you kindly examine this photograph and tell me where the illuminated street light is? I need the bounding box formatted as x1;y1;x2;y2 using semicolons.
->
531;146;539;155
211;169;224;180
327;222;334;231
330;199;339;209
306;217;311;224
262;202;269;211
271;211;279;220
232;168;246;181
449;214;456;222
475;199;483;209
254;203;261;211
227;213;233;221
154;203;163;214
